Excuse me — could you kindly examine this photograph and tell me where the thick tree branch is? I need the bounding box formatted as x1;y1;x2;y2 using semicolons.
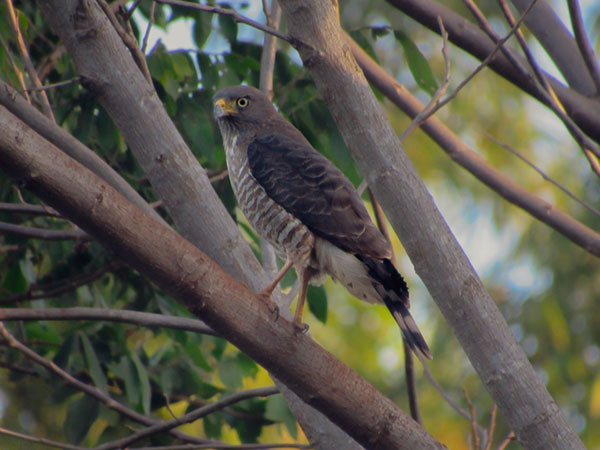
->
566;0;600;93
277;1;584;449
347;34;600;258
0;106;444;450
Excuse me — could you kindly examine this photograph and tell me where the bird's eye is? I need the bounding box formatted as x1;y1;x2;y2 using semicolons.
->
237;97;249;108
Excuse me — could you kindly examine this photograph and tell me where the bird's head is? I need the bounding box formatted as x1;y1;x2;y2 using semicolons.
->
213;85;277;128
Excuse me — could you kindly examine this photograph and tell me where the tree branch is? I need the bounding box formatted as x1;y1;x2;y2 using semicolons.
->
0;426;86;450
0;202;59;216
0;221;88;241
0;307;217;336
95;387;279;450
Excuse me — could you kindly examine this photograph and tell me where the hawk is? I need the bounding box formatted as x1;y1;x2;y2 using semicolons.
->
213;85;431;359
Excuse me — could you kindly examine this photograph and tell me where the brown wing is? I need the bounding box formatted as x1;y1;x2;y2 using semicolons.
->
247;133;391;259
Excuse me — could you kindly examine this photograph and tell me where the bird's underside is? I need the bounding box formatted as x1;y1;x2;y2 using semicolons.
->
213;85;432;360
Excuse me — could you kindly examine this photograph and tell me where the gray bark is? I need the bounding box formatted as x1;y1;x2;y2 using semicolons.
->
277;0;585;449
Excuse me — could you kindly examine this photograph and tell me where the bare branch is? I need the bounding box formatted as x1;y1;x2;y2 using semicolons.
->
26;76;81;92
95;387;280;450
497;432;516;450
0;263;118;305
140;1;155;54
567;0;600;93
487;135;600;217
0;221;88;241
0;426;86;450
0;322;210;446
0;202;60;216
420;0;537;123
0;307;217;336
485;404;498;450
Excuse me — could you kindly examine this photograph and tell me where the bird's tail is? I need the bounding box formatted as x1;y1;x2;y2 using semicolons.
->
358;256;432;360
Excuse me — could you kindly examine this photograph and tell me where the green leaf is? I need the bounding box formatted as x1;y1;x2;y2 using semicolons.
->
393;30;438;95
64;395;100;444
131;352;151;414
265;395;297;439
203;413;224;439
108;356;138;406
198;53;219;92
184;339;211;371
348;30;379;64
2;261;28;293
218;357;243;389
80;333;108;393
218;13;237;44
193;12;213;49
307;285;328;323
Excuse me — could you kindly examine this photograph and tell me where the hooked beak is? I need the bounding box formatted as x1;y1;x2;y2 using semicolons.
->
213;98;237;119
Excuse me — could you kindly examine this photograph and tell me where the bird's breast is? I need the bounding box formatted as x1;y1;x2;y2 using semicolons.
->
225;143;315;264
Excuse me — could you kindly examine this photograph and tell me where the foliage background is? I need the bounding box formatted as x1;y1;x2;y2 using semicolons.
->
0;0;598;448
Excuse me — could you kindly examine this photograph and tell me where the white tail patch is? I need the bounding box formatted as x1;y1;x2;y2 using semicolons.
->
314;238;382;304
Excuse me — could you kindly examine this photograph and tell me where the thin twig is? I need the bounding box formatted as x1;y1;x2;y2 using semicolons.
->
0;426;87;450
487;135;600;217
399;16;451;142
0;322;210;446
0;307;217;336
421;0;538;122
485;404;498;450
4;0;55;122
95;387;280;450
0;33;30;102
141;1;155;54
497;431;516;450
463;388;480;450
96;0;152;83
0;202;60;216
26;76;81;93
0;222;88;241
0;262;117;305
567;0;600;94
0;360;38;376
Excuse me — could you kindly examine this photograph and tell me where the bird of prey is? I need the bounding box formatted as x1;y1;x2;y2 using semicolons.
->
213;85;431;359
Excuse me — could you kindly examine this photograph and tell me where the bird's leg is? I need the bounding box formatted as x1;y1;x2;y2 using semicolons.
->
293;266;317;333
258;258;294;317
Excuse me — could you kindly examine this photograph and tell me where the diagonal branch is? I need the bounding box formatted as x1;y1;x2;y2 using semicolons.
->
95;387;280;450
0;221;88;241
567;0;600;93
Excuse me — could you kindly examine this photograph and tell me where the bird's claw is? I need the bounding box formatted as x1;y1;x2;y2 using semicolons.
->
293;321;309;334
257;292;279;321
